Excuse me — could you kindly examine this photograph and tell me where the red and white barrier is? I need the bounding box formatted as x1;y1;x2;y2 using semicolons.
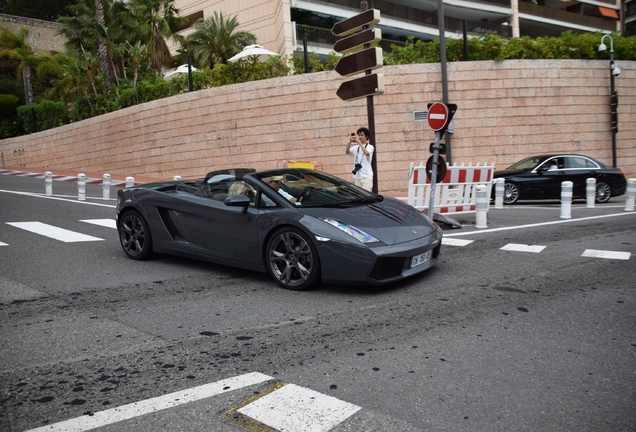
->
404;162;495;214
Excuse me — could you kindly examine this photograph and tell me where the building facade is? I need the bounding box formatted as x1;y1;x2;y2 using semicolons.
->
172;0;623;59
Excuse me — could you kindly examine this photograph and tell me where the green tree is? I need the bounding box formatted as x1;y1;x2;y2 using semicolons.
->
180;12;256;68
125;40;147;87
126;0;186;71
35;51;98;114
0;0;75;21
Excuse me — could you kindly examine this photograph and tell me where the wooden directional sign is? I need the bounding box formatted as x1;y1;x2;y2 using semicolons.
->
333;28;382;54
337;73;384;101
335;47;383;77
332;9;381;37
332;9;383;104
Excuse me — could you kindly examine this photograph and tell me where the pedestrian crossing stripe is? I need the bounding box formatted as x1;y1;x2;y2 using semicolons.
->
6;222;104;242
582;249;631;260
442;238;474;246
236;382;361;432
80;219;117;229
0;241;7;246
500;243;546;253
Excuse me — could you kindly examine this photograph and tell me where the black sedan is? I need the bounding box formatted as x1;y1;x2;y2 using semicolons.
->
116;168;443;290
493;154;627;205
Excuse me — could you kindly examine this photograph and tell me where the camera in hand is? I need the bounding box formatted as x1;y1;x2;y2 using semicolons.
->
352;163;362;175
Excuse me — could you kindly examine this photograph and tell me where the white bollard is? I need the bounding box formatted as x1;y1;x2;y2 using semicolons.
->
174;175;182;181
625;178;636;212
560;181;572;219
45;171;53;196
494;178;505;209
103;173;111;200
78;173;86;201
475;185;488;228
125;176;135;187
586;178;595;208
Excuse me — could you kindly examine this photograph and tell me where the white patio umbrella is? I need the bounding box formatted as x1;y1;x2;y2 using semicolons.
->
228;44;280;63
163;64;198;79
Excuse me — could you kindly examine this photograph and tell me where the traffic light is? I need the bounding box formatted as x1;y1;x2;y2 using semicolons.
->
611;91;618;132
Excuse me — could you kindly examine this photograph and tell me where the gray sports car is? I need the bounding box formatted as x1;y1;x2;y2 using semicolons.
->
116;168;443;290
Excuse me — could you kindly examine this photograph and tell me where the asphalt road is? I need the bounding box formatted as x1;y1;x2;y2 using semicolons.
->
1;174;635;432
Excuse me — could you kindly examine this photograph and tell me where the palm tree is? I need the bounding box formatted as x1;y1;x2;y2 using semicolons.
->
0;27;39;103
124;40;147;88
35;51;98;114
126;0;186;71
183;12;257;68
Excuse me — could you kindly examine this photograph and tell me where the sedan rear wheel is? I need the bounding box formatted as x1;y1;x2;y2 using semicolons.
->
595;181;611;204
118;210;153;260
266;227;320;290
503;182;519;205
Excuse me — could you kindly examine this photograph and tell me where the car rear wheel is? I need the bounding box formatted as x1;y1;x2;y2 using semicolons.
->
118;210;153;260
595;181;611;203
503;182;520;205
266;227;320;290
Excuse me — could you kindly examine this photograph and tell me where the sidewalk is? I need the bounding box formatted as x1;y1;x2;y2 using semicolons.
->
0;166;170;186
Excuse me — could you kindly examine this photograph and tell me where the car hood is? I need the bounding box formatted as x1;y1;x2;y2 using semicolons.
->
299;198;439;245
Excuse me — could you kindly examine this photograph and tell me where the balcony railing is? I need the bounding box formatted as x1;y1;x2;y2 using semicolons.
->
295;24;406;52
518;2;616;32
298;0;512;38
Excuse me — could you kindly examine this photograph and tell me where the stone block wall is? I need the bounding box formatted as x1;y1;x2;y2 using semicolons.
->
0;14;66;54
1;59;634;197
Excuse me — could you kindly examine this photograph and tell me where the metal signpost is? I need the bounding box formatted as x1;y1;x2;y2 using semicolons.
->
426;102;457;219
332;5;384;193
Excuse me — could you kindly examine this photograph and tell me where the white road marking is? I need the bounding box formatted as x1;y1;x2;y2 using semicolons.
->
0;189;116;208
500;243;546;253
80;219;116;229
0;241;8;246
444;211;636;237
6;222;104;242
582;249;631;260
442;238;474;247
238;383;361;432
26;372;273;432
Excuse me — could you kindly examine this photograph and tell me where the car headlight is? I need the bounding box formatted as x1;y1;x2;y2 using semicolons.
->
319;218;379;243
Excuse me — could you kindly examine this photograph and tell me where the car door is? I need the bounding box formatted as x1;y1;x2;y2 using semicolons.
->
562;156;599;198
519;158;563;199
175;191;260;265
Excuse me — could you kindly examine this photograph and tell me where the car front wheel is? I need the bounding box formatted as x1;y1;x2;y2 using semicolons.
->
118;210;153;260
266;227;320;290
503;182;520;205
595;181;611;203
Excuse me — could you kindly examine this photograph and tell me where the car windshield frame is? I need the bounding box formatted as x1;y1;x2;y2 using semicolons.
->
252;169;381;207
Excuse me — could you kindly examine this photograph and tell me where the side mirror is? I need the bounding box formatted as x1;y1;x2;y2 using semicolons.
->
224;195;251;214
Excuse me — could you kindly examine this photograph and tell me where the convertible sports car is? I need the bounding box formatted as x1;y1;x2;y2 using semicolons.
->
493;154;627;205
116;168;443;290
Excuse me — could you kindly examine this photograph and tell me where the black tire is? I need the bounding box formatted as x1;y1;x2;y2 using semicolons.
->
118;210;153;260
503;182;520;205
595;181;611;203
266;227;320;290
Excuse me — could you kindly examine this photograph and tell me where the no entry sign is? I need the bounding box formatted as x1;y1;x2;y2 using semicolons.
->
427;102;449;131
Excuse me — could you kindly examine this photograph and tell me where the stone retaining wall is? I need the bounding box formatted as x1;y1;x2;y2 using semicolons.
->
1;59;634;196
0;14;66;54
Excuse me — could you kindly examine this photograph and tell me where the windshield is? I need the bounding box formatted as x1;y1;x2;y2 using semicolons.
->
255;169;381;207
507;157;545;170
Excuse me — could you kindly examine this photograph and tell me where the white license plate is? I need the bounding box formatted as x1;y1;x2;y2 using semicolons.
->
411;250;432;268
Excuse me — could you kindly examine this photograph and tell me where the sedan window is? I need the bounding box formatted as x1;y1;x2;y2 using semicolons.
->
565;157;598;169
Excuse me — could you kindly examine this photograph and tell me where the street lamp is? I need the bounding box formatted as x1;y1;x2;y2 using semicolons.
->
598;34;620;168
